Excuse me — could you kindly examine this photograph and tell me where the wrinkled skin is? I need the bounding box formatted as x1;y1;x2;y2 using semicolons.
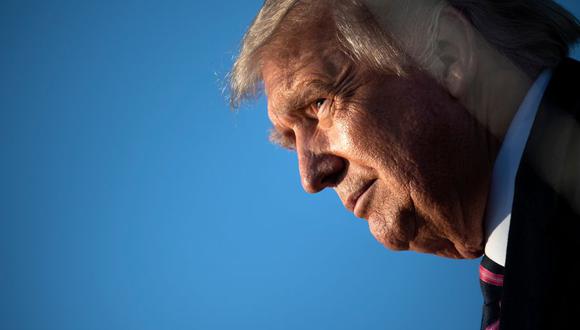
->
262;17;495;259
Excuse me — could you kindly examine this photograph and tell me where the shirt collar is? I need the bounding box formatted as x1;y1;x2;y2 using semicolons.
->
483;69;553;266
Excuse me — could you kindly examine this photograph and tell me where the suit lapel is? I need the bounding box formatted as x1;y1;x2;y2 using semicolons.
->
500;58;580;329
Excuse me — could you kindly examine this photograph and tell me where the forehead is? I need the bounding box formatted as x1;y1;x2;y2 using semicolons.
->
262;48;344;94
259;6;346;117
261;36;348;120
262;54;343;122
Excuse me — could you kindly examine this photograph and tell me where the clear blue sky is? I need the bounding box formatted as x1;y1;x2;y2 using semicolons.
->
1;1;579;329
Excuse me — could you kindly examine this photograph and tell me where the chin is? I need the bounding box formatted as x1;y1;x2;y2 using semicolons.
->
367;205;485;259
369;228;410;251
368;214;413;251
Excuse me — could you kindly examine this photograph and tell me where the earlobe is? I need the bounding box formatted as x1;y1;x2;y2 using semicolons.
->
434;7;476;99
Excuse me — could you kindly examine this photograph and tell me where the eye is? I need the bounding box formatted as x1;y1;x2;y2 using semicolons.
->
305;97;331;121
315;98;327;110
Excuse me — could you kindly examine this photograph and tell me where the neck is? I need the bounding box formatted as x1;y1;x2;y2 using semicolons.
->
463;55;533;159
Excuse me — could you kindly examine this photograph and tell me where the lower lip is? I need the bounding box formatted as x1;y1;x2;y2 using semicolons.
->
353;180;376;218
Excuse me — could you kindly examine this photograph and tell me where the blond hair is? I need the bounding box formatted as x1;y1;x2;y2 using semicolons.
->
229;0;580;108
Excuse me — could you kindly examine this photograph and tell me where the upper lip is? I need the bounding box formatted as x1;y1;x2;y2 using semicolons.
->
344;179;376;212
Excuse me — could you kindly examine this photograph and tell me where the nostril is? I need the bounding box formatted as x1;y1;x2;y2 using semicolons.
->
298;150;347;193
321;168;344;187
319;157;347;188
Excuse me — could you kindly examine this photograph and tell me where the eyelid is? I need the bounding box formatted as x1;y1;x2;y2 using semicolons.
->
304;96;332;118
312;96;333;115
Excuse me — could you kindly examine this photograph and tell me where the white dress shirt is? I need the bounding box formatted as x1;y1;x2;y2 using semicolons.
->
484;69;553;267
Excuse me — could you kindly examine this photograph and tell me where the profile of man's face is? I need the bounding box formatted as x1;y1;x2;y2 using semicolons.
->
262;14;494;259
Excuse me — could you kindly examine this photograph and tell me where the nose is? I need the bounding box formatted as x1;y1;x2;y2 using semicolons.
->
297;145;346;194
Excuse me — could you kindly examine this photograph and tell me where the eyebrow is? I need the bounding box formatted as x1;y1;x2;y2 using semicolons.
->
267;78;334;150
268;127;295;150
274;79;333;118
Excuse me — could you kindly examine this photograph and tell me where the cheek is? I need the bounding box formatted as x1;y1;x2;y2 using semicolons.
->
326;117;357;155
341;97;419;184
336;76;488;253
367;198;415;251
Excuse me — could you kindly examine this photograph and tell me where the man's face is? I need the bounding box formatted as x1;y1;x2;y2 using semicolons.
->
262;21;494;259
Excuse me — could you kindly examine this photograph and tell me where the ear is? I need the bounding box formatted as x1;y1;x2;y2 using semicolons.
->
434;7;477;99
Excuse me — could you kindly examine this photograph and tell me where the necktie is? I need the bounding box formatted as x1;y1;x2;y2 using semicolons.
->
480;255;505;330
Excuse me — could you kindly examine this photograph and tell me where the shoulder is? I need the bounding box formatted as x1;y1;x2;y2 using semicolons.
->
524;58;580;214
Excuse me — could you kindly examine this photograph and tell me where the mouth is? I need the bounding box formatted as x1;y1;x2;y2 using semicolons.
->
345;179;377;218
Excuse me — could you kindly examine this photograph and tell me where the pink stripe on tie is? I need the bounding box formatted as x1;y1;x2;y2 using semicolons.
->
485;319;500;330
479;265;504;287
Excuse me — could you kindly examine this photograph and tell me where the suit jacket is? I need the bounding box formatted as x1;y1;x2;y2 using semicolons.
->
500;58;580;329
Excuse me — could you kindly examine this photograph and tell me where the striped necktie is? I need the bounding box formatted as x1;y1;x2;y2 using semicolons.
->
480;255;505;330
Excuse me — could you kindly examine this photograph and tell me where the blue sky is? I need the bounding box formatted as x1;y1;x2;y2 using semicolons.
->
1;1;579;329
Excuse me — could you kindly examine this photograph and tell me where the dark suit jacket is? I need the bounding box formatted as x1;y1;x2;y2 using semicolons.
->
500;58;580;329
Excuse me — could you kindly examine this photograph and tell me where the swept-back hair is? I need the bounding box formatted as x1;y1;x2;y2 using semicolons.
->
229;0;580;108
447;0;580;77
228;0;406;108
